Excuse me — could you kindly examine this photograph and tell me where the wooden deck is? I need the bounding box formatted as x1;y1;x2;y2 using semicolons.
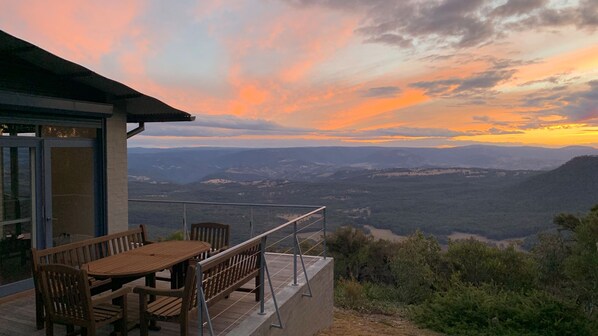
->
0;253;323;336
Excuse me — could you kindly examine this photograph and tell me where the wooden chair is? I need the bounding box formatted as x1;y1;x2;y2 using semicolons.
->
134;264;199;336
135;240;261;336
157;223;230;285
31;225;151;330
189;222;230;259
38;264;130;336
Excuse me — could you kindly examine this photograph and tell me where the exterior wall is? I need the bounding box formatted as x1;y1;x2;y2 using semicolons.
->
105;108;128;233
228;257;334;336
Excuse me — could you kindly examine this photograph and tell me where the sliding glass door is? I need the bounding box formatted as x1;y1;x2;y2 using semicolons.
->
0;139;39;292
0;123;102;296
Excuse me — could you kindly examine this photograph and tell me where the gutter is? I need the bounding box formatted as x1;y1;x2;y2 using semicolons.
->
126;121;145;138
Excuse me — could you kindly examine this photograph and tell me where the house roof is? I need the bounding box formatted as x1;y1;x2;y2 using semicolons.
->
0;30;195;122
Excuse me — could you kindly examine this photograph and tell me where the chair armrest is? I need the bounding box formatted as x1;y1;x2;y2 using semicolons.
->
133;286;184;298
92;287;131;306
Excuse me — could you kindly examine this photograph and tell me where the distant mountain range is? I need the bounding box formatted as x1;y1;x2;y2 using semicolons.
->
128;145;598;184
128;147;598;241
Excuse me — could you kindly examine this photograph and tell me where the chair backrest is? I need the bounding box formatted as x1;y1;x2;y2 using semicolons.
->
190;223;230;252
31;225;150;271
198;238;261;307
38;264;92;325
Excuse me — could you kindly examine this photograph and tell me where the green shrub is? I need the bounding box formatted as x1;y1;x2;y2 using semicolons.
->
390;231;443;303
446;239;537;290
334;279;401;315
410;284;594;336
159;230;185;241
563;210;598;317
327;227;372;281
532;232;569;290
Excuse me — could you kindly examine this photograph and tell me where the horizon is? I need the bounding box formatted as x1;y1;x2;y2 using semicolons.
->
1;1;597;148
127;143;598;150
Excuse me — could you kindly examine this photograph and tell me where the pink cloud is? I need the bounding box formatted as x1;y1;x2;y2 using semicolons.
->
0;0;143;65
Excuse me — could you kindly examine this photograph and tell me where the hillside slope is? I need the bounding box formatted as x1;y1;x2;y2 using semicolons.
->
509;155;598;212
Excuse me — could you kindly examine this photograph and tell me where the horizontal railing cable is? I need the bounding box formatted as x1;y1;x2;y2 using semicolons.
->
129;198;323;209
129;199;327;335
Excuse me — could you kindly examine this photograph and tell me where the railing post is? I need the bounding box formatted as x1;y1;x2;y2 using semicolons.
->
293;221;298;286
196;261;214;336
258;236;266;315
323;207;327;259
249;207;254;238
183;203;188;240
196;262;203;336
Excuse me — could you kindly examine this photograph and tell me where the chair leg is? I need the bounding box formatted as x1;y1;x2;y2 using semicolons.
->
180;315;188;336
45;320;53;336
35;290;45;330
139;314;149;336
66;324;74;335
121;294;128;336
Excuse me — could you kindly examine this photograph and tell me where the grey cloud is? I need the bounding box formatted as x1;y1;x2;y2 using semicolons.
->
331;126;469;139
467;99;488;105
141;114;315;138
507;0;598;30
561;80;598;123
472;115;510;127
519;75;563;87
364;33;412;48
409;67;515;98
514;81;598;129
455;69;515;92
143;113;473;140
487;127;524;135
491;0;547;17
284;0;596;49
473;115;491;122
522;92;568;108
361;86;402;98
192;114;311;132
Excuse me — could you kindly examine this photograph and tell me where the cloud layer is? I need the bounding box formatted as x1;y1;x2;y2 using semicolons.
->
1;0;597;148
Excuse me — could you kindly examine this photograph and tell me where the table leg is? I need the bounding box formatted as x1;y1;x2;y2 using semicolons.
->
171;260;191;288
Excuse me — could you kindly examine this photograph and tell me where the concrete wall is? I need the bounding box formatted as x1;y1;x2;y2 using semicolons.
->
105;109;128;233
228;257;334;336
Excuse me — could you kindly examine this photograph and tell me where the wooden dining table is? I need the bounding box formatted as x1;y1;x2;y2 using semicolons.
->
82;240;210;331
83;240;211;289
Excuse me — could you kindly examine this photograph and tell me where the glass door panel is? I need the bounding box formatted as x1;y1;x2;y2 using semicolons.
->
49;146;96;246
0;146;34;287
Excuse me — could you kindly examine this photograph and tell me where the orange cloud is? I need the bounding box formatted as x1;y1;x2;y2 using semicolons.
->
510;44;598;86
322;89;429;130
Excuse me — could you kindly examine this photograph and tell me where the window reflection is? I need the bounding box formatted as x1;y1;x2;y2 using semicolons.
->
0;124;36;137
41;126;96;138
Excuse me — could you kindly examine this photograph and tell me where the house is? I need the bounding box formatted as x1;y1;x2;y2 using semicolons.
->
0;30;194;296
0;31;333;336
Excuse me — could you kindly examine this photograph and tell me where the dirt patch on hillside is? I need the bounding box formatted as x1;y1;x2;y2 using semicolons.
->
364;225;407;242
317;308;443;336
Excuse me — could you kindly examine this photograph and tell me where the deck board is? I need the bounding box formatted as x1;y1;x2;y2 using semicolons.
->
0;253;322;336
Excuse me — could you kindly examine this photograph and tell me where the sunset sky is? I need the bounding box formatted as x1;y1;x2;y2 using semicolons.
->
1;0;597;148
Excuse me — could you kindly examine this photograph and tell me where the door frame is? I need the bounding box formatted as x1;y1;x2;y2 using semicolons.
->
0;118;107;297
0;137;42;296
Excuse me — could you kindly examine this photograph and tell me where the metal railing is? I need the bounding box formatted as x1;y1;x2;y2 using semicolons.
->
128;199;327;335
